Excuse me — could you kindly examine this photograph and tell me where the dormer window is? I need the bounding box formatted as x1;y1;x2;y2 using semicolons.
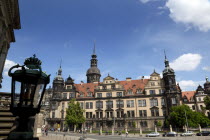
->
136;89;142;94
151;82;155;86
66;85;72;89
80;93;84;97
87;92;92;97
128;90;133;95
183;98;188;102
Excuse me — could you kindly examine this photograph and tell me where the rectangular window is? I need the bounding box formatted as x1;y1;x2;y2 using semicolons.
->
86;102;93;109
96;101;103;109
138;100;146;107
116;100;124;108
192;105;195;110
127;110;135;117
151;109;159;116
106;101;113;109
172;98;176;104
159;89;164;94
117;92;123;97
69;93;75;98
150;99;158;107
150;90;156;95
52;111;55;118
106;93;112;97
161;98;165;106
63;93;67;99
80;102;84;109
97;93;102;98
151;82;155;86
62;103;65;109
127;100;134;107
162;109;166;116
139;110;147;117
151;109;155;116
100;112;103;118
140;121;147;127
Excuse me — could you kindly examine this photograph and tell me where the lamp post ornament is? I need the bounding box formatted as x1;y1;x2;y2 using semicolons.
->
8;54;50;140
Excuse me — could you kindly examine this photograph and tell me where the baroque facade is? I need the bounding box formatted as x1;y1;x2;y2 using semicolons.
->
46;48;209;131
0;0;21;88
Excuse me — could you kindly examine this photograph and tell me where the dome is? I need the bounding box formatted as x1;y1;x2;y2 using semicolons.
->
104;74;114;80
86;67;101;75
65;75;74;84
204;77;210;86
163;67;174;74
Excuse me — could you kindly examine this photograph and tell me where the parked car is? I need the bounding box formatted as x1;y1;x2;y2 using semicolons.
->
146;132;160;137
180;131;194;136
162;132;178;137
196;131;210;136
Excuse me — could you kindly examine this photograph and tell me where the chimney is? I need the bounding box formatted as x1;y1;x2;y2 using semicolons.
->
126;77;132;81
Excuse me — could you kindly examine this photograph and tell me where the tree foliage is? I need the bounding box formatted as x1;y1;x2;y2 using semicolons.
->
156;121;162;127
65;99;85;127
167;105;210;128
204;96;210;110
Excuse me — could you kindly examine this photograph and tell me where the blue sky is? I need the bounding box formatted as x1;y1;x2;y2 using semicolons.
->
1;0;210;92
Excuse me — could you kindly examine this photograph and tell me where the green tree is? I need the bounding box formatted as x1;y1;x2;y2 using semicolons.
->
156;121;162;127
132;122;136;128
65;98;86;132
167;105;210;128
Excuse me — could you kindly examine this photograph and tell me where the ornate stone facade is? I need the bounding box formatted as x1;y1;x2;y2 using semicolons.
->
0;0;21;88
46;50;191;131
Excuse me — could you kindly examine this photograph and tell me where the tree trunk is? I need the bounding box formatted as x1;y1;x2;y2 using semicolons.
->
74;124;76;132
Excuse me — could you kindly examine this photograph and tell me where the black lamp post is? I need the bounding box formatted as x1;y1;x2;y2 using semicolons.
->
8;54;50;140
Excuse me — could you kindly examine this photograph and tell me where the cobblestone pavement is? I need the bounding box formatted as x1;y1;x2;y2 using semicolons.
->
38;132;210;140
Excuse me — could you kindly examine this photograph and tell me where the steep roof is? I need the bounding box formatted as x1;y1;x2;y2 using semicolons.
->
74;83;99;96
182;91;195;101
118;79;149;93
73;79;149;96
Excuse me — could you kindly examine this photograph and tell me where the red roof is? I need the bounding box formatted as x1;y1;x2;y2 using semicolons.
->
74;79;149;96
182;91;195;101
119;79;149;93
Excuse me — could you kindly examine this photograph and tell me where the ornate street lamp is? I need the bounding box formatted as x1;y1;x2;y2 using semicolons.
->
8;54;50;140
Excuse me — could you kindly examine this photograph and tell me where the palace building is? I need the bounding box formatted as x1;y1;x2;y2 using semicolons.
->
46;47;210;131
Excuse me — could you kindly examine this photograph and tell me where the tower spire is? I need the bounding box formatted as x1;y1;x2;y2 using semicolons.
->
60;58;62;68
164;49;167;60
93;40;96;55
164;50;169;67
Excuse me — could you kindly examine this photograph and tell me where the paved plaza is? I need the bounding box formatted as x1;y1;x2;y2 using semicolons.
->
38;132;210;140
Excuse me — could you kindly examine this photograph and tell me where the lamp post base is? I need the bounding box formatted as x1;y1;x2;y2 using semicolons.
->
7;132;39;140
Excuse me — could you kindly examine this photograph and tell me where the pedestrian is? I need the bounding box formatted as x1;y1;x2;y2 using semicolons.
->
45;128;48;136
126;131;128;137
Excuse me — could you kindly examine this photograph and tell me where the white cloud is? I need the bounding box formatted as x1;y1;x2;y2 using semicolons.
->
139;0;151;3
170;53;202;71
178;80;205;91
202;66;210;72
137;75;150;79
3;59;17;76
166;0;210;32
